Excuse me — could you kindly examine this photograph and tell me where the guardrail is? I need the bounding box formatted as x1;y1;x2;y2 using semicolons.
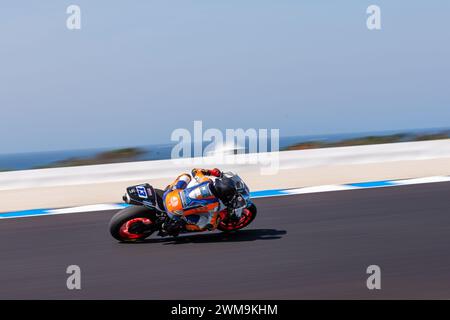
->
1;139;449;191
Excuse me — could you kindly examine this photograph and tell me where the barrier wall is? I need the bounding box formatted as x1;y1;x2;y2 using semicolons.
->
1;140;449;211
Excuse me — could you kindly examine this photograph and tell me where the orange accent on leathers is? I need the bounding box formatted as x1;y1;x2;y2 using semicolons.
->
185;224;202;231
164;190;184;214
164;168;223;231
191;168;211;183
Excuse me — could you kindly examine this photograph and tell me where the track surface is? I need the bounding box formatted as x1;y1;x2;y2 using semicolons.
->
1;182;449;299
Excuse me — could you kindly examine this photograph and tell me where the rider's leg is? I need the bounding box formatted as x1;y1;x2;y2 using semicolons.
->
162;211;186;236
162;190;185;236
185;215;203;231
187;212;220;231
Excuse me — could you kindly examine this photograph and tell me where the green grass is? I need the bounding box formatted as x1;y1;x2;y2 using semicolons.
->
35;147;147;169
283;131;450;151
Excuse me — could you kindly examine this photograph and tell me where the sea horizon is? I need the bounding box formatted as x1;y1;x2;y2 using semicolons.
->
1;126;448;171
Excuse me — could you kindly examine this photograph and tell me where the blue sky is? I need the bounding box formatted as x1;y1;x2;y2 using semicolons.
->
0;1;449;153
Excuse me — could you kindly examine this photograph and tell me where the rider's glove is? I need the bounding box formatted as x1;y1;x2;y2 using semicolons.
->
192;168;221;177
209;168;221;177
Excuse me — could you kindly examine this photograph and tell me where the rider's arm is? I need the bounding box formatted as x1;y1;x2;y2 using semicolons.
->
166;173;191;191
191;168;221;183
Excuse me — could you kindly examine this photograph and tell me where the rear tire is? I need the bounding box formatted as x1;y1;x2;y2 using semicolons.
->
217;203;257;232
109;206;158;242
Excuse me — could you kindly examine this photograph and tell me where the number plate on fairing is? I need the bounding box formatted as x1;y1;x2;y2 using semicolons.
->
126;184;157;207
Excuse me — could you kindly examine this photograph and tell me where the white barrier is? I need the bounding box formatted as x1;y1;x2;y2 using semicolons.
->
0;139;449;191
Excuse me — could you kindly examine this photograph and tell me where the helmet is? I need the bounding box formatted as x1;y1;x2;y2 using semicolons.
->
213;177;238;206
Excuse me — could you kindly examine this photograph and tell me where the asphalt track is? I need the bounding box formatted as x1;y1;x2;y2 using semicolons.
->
0;182;449;299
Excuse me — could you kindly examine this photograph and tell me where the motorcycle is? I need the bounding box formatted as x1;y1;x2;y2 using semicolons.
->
109;172;257;242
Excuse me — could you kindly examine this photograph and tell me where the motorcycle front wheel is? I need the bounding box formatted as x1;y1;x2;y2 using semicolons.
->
217;203;257;232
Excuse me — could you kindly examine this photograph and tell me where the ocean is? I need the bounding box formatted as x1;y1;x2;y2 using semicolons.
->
0;128;447;171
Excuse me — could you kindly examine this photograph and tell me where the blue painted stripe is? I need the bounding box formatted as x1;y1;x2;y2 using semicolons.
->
1;176;447;219
347;180;396;188
250;189;289;198
0;209;49;218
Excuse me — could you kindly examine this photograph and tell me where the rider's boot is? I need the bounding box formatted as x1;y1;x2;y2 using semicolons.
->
163;218;186;237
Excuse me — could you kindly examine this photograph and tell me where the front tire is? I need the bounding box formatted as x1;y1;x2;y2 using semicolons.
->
109;206;158;242
217;203;257;232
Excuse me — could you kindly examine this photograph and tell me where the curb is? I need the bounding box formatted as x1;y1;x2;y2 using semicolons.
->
1;175;449;219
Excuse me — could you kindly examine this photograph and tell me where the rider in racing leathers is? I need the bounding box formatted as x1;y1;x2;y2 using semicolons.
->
162;168;242;236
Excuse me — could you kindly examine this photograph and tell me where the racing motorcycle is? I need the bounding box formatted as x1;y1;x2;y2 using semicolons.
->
109;172;257;242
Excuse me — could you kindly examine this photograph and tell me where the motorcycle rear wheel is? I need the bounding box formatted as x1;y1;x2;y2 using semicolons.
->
109;206;158;242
